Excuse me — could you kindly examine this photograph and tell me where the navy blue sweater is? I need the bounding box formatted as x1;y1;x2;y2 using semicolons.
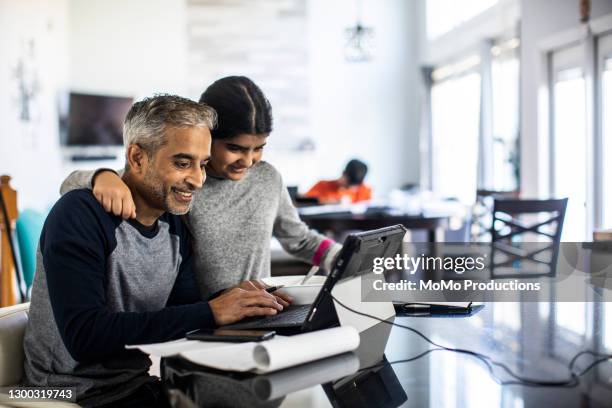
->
23;189;216;405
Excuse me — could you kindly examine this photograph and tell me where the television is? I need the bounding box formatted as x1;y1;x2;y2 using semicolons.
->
64;92;133;146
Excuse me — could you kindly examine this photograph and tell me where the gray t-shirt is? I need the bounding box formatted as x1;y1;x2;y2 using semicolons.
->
23;190;213;406
60;161;341;296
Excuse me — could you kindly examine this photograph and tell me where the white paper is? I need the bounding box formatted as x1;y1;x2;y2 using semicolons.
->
251;352;360;400
126;338;236;357
251;326;360;373
127;326;360;374
181;342;259;371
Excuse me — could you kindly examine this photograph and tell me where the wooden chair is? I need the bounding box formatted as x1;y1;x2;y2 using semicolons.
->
489;198;568;278
0;176;23;306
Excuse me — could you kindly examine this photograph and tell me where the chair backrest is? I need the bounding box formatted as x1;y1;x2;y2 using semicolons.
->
0;302;29;386
470;190;520;242
477;189;520;199
491;198;568;243
489;198;568;278
0;175;19;306
16;209;46;292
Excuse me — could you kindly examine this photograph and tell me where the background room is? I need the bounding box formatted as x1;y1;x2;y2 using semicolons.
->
2;1;612;407
2;0;612;240
2;0;612;282
0;0;418;211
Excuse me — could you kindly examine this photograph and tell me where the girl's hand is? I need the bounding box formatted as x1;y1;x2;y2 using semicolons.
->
92;171;136;219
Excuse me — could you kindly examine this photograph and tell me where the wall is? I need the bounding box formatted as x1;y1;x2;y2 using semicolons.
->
67;0;420;197
520;0;612;198
0;0;69;211
0;0;189;210
421;0;520;66
68;0;188;98
185;0;311;152
281;0;419;196
1;0;418;210
62;0;190;181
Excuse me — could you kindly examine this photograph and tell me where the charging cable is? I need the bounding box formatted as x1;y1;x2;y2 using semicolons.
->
330;295;612;388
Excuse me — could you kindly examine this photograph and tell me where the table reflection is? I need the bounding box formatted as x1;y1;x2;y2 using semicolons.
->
383;301;612;408
323;356;407;407
163;298;611;407
162;321;398;407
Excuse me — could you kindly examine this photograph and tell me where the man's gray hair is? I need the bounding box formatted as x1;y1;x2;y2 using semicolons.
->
123;94;217;157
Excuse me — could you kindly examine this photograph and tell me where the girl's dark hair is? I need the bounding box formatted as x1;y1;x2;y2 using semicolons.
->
198;76;273;140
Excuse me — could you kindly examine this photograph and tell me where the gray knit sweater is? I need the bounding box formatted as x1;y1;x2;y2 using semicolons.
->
61;161;341;297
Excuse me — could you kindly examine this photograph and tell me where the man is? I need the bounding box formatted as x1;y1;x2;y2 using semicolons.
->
305;159;372;204
23;95;283;407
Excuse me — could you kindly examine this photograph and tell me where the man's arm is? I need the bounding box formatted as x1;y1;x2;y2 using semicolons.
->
43;192;282;364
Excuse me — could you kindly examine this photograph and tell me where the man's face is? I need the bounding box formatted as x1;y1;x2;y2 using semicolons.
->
207;133;268;180
139;126;211;215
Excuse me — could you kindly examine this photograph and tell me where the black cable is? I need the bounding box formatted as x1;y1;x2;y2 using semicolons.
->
358;348;506;387
330;295;610;388
358;348;579;388
569;350;612;376
331;294;577;386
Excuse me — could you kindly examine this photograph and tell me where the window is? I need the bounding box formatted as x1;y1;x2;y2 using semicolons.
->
431;63;481;204
427;0;499;40
550;44;588;241
603;59;612;228
600;33;612;228
605;303;612;351
546;30;612;236
491;40;520;191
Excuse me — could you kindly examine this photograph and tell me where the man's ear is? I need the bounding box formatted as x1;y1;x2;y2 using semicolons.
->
126;144;149;175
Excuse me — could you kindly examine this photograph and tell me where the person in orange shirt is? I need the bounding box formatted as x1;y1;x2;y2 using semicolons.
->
305;159;372;204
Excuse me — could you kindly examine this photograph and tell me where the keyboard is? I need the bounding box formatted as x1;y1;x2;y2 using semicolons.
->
224;305;312;330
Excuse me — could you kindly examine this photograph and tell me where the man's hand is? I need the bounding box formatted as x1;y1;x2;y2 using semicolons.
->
224;280;292;308
93;171;136;219
208;288;284;326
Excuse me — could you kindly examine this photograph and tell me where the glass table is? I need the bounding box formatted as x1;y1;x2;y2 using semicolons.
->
163;300;612;407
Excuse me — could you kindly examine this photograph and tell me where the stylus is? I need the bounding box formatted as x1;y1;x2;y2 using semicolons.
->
400;303;472;314
301;266;319;285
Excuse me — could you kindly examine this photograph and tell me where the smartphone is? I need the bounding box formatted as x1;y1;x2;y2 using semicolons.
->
186;328;276;342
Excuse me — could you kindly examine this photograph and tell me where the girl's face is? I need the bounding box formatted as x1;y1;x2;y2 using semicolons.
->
207;133;268;180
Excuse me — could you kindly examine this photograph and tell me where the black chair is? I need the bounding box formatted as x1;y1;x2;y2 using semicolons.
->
489;198;568;278
470;189;520;242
